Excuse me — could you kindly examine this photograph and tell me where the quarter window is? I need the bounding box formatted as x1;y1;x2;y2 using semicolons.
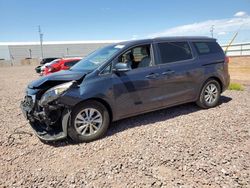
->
193;42;222;55
100;64;112;75
157;42;192;64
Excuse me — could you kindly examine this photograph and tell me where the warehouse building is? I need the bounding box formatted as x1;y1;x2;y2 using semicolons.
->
221;42;250;56
0;40;119;62
0;40;249;63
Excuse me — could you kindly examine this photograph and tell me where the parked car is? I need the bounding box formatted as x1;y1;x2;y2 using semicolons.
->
21;37;230;143
39;59;61;74
35;57;60;73
42;58;82;76
40;57;60;65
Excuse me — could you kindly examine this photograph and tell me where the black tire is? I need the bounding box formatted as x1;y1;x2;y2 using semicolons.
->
68;100;110;143
196;79;221;109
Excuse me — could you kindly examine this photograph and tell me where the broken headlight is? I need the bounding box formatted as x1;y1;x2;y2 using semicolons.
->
39;81;75;106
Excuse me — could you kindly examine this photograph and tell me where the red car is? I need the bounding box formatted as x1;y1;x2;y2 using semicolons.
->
42;58;82;76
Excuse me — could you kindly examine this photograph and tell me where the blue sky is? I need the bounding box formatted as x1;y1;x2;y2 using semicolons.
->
0;0;250;44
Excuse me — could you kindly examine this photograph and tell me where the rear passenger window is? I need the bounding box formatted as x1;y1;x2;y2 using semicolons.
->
193;42;222;55
157;42;192;64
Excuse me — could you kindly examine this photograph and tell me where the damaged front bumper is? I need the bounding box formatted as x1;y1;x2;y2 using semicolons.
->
20;95;71;142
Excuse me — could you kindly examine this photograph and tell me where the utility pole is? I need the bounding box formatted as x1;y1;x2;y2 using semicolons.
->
38;25;44;59
210;25;214;38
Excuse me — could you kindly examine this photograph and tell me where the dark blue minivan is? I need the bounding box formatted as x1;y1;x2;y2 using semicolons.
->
21;37;230;142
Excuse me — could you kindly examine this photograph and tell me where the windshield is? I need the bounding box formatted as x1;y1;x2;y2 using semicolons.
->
70;45;124;71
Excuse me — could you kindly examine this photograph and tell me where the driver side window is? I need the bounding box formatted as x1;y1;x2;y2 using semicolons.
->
118;45;152;69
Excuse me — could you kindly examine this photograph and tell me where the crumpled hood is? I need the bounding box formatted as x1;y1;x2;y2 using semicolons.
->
28;70;88;89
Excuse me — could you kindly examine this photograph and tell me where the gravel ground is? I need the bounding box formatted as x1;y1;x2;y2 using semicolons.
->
0;66;249;187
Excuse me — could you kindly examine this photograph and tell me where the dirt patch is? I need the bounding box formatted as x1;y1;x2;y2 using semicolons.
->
229;56;250;85
20;59;39;66
0;66;249;187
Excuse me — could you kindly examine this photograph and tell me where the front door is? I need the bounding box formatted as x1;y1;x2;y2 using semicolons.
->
112;44;163;119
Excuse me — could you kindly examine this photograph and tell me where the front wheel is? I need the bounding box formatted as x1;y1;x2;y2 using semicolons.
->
68;100;110;143
196;79;221;109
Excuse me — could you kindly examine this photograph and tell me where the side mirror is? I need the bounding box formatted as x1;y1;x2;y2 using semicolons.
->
113;63;131;72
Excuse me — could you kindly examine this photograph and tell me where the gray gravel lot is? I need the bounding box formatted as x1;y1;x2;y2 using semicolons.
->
0;66;249;187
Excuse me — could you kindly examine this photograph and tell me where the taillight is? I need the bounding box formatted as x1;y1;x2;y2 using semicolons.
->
225;56;229;63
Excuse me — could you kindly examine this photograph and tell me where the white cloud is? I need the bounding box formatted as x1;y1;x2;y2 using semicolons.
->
148;13;250;38
131;35;138;40
217;31;227;35
234;11;248;17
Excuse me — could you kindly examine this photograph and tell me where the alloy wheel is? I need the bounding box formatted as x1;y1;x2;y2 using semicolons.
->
74;108;103;136
204;83;219;104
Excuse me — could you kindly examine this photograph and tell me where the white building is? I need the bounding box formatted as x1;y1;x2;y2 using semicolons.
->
221;42;250;56
0;40;249;62
0;40;120;61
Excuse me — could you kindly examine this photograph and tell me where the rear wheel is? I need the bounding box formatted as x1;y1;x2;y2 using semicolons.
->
196;79;221;108
68;100;110;142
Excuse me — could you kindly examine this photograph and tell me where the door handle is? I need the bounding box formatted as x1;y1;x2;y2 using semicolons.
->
162;70;175;75
145;73;160;79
